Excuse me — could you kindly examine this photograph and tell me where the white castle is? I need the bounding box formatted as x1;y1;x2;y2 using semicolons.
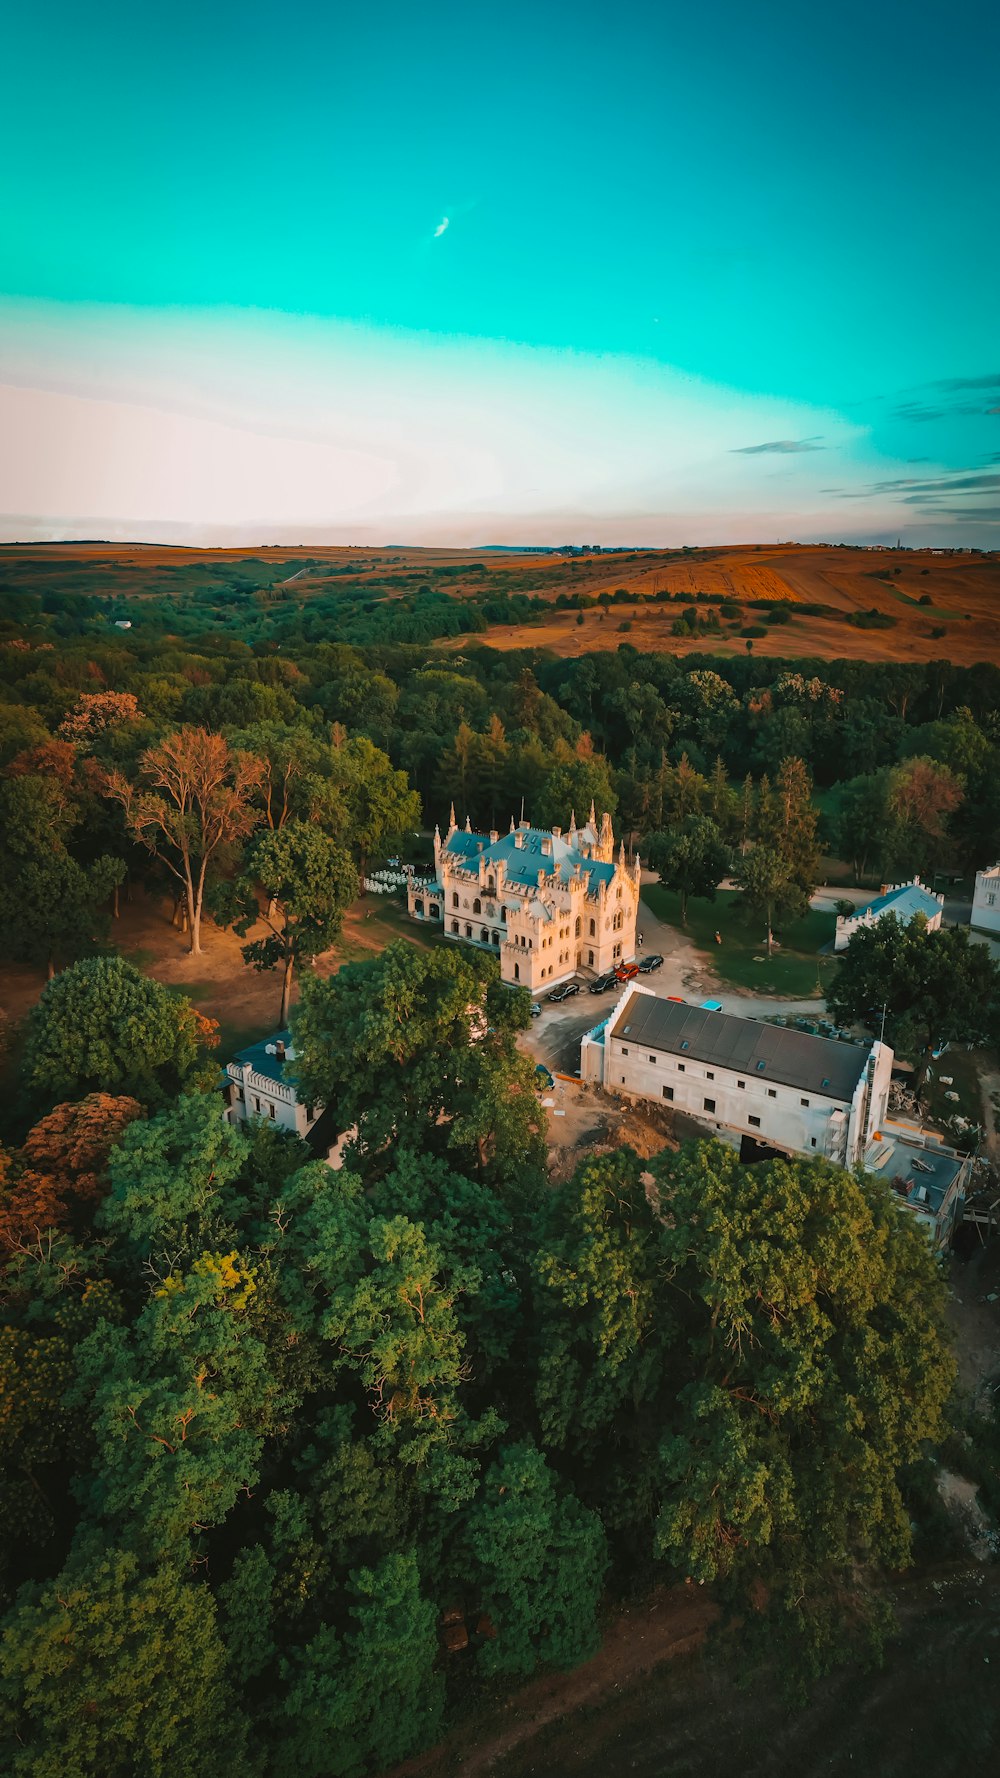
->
407;805;640;994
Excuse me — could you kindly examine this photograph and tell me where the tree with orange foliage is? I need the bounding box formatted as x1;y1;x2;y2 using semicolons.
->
0;1093;142;1255
57;690;144;743
101;727;265;953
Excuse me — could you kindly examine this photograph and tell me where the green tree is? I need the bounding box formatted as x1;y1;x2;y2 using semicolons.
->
649;1140;954;1678
0;776;124;977
291;942;544;1184
732;843;793;955
829;916;1000;1072
325;734;421;887
19;959;218;1114
465;1442;607;1677
273;1553;443;1778
0;1542;253;1778
645;815;729;924
220;820;357;1023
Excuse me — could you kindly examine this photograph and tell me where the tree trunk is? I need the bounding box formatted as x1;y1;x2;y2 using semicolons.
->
187;882;201;954
112;880;120;920
279;952;294;1025
47;956;56;981
766;901;774;956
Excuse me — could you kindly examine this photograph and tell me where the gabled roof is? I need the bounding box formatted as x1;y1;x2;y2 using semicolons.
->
850;884;941;923
609;992;871;1102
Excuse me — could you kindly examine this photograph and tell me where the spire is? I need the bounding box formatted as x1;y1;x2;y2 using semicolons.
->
619;839;626;867
434;822;440;840
448;801;456;831
569;808;577;834
464;815;472;833
510;815;516;832
589;798;597;827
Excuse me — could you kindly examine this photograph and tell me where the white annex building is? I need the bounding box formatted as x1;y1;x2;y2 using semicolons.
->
582;986;893;1169
407;806;640;993
972;864;1000;935
224;1030;338;1159
834;878;944;951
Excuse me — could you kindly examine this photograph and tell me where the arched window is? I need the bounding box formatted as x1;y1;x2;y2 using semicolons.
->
487;875;495;894
451;919;459;934
492;929;500;945
589;919;595;937
414;898;424;916
575;916;581;937
452;892;459;908
499;905;506;922
465;924;473;939
514;962;520;981
588;949;594;965
430;904;441;918
473;897;481;915
480;927;489;944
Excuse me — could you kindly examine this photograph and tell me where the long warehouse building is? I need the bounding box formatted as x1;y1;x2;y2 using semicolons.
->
581;986;893;1168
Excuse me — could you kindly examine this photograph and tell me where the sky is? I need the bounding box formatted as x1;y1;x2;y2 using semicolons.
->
1;0;998;546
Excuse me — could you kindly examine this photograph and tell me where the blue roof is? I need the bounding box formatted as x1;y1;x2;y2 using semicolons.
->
854;884;941;924
444;824;616;893
231;1028;293;1084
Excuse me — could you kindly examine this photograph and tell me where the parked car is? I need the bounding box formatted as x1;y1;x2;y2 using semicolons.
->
547;981;581;1002
700;999;723;1011
529;1001;542;1018
615;962;640;981
638;953;664;973
589;972;616;994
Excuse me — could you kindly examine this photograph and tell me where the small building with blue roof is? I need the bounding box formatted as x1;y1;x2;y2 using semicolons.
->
834;878;944;952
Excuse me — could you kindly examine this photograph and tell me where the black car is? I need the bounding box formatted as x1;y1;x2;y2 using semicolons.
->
638;954;664;973
589;972;616;994
548;982;581;1002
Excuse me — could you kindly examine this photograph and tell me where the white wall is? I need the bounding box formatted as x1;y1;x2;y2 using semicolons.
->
226;1063;312;1138
973;867;1000;935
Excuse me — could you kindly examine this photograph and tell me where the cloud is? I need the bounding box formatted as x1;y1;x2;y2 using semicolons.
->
433;216;450;238
934;372;1000;392
730;436;825;455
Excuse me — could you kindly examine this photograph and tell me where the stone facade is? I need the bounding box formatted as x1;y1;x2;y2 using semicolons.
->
407;806;640;993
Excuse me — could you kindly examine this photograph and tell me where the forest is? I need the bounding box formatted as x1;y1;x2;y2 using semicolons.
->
0;578;997;1774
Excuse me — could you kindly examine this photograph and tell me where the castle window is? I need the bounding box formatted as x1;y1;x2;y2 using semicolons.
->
465;924;473;938
663;1086;674;1101
704;1097;716;1113
589;919;595;936
452;892;459;908
487;875;495;893
749;1115;761;1128
575;916;581;937
451;919;459;934
473;897;481;915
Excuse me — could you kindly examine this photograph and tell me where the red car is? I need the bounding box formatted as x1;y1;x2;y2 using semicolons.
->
614;962;640;981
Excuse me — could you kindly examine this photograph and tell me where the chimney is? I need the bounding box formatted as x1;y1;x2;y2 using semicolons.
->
541;837;552;856
552;826;562;840
489;830;498;843
514;832;524;849
275;1039;286;1062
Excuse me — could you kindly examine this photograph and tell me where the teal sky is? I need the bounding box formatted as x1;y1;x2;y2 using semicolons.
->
2;0;998;543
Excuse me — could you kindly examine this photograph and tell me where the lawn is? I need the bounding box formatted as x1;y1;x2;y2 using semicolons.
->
641;885;837;999
922;1044;987;1141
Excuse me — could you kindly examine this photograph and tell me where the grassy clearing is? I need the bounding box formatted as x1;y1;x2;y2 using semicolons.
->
642;885;837;998
922;1044;986;1135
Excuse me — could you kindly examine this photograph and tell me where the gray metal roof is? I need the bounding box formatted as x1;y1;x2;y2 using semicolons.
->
610;992;870;1102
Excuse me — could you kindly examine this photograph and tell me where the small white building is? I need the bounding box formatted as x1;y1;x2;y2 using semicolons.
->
582;986;892;1169
224;1029;338;1158
972;864;1000;935
407;805;640;994
834;879;944;951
